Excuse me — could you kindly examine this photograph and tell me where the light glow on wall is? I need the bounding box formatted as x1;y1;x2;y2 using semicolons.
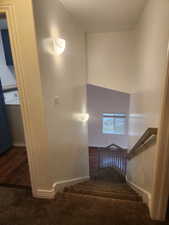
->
73;113;90;122
43;38;66;55
80;113;90;122
52;38;66;55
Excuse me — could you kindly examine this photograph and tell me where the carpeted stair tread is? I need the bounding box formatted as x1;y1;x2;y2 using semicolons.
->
67;186;138;196
63;191;147;206
93;167;126;183
62;192;150;218
66;184;140;196
82;180;130;186
81;181;133;189
73;183;137;194
61;191;169;225
0;184;168;224
65;187;142;201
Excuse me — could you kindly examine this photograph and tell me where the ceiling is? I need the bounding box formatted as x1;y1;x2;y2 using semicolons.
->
59;0;147;32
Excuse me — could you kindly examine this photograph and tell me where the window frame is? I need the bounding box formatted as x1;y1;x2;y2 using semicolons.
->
102;113;127;135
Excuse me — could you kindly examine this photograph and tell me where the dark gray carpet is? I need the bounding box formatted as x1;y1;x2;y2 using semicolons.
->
0;168;168;225
0;181;168;225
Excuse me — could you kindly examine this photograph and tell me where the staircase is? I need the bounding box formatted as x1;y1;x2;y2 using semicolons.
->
64;180;142;202
57;133;167;224
59;168;168;225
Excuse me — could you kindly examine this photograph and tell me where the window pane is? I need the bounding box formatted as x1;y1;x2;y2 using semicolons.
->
103;113;115;117
102;117;115;134
103;113;126;118
102;113;126;135
4;90;20;105
114;118;125;134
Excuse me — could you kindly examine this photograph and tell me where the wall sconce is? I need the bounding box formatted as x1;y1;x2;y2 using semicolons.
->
72;113;90;122
80;113;90;122
52;38;66;55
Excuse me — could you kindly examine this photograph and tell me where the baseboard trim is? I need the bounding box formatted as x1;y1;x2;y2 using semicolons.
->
36;188;56;199
36;176;90;199
126;176;151;209
13;143;26;148
53;176;90;192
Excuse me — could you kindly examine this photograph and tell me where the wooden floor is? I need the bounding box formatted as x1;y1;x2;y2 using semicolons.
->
0;147;31;188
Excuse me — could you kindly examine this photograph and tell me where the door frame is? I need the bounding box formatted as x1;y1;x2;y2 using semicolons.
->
0;0;49;196
151;50;169;220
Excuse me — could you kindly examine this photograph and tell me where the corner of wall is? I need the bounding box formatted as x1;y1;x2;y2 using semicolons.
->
36;176;90;199
126;176;152;210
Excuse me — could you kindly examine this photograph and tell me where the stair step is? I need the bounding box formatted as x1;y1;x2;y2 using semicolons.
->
81;181;132;189
66;184;138;195
65;188;142;202
63;192;148;211
73;183;137;194
61;192;152;224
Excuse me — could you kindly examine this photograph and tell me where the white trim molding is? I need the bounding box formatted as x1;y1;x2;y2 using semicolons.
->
36;189;56;199
150;43;169;221
126;176;151;209
13;143;26;148
37;176;90;199
0;0;50;197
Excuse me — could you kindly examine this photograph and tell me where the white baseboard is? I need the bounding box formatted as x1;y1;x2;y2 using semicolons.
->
13;143;26;148
36;188;56;199
53;176;90;192
36;176;90;199
126;176;151;209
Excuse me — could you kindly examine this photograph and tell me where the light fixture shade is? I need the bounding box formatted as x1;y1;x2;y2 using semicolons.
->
80;113;90;122
53;38;66;55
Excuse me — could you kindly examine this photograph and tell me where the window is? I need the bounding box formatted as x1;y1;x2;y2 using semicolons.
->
3;88;20;105
102;113;127;135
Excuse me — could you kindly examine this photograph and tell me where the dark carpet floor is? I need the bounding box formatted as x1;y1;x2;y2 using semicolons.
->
0;168;169;225
91;167;126;183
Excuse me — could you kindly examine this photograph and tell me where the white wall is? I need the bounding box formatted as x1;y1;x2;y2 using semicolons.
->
0;29;16;89
87;84;130;148
33;0;89;186
127;0;169;195
87;31;137;93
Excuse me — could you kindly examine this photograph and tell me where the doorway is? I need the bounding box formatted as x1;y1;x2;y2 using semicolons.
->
0;14;31;188
87;84;129;182
0;0;50;198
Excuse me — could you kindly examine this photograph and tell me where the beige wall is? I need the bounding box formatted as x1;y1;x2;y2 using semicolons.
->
33;0;89;186
127;0;169;195
87;84;130;148
87;31;137;93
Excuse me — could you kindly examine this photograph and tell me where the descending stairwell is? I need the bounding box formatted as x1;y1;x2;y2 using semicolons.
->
64;181;142;202
0;165;168;224
0;132;166;224
58;167;169;225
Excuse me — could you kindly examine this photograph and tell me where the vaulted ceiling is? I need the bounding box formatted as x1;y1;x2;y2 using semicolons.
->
59;0;147;32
